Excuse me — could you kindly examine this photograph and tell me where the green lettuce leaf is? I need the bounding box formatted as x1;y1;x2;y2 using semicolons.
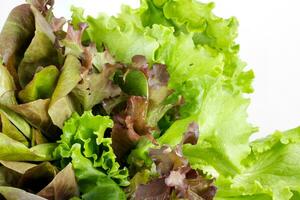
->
162;0;214;32
48;54;82;128
227;128;300;200
71;144;126;200
0;0;295;199
71;0;253;120
148;27;224;117
0;106;31;140
0;133;56;161
0;64;31;139
158;115;197;146
291;192;300;200
139;0;254;94
1;113;29;147
54;111;129;186
182;82;255;177
54;111;128;199
18;65;59;103
72;6;159;63
0;64;16;103
71;1;255;181
215;194;272;200
145;79;255;178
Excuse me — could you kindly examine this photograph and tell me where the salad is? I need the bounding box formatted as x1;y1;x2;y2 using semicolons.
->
0;0;299;199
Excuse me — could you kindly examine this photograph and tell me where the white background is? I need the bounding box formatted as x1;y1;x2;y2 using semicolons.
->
1;0;300;139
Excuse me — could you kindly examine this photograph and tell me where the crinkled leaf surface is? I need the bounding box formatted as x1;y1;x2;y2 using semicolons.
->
156;81;255;177
54;111;128;199
70;2;259;200
0;0;298;199
54;111;129;186
84;11;159;63
70;144;126;200
227;128;300;200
